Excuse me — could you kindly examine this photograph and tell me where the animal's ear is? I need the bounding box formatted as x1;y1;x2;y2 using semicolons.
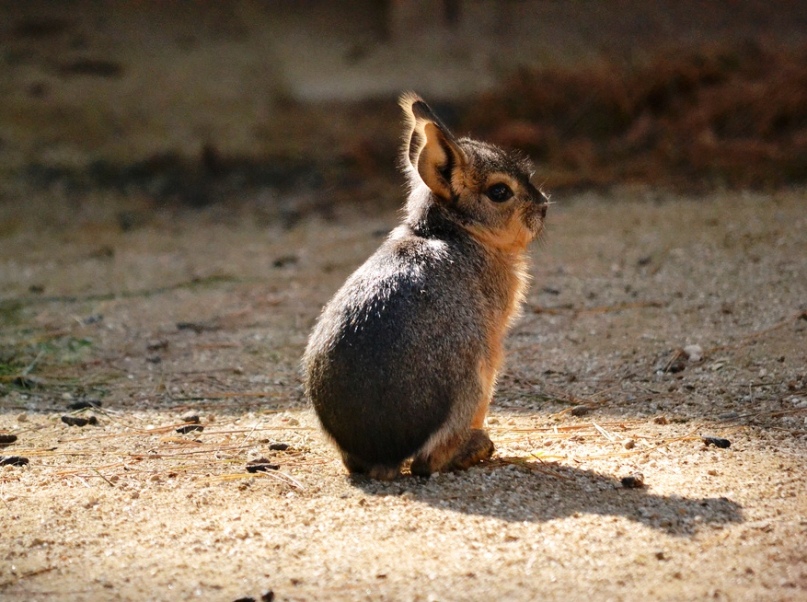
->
400;92;467;201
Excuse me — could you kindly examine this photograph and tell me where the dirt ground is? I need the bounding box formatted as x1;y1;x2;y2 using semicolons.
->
1;185;806;601
1;2;807;601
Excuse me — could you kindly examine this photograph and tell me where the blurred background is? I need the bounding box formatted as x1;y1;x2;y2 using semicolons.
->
1;0;807;218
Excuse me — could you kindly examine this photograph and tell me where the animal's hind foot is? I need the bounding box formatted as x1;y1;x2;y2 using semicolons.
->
410;432;464;477
341;452;400;481
448;429;494;471
410;429;494;477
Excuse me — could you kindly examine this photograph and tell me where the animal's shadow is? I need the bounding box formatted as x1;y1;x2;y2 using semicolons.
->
351;460;742;536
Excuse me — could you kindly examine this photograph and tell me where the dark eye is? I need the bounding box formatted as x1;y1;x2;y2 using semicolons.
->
486;183;513;203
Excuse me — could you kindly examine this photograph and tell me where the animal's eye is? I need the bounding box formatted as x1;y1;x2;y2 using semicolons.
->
486;183;513;203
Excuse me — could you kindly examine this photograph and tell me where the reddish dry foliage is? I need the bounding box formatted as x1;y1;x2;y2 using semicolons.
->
463;41;807;190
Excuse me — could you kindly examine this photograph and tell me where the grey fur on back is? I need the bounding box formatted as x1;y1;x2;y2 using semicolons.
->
304;211;500;467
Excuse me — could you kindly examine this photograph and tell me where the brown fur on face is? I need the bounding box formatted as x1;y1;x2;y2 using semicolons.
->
400;93;548;255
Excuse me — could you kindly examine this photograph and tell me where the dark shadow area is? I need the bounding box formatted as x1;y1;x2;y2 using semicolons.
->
4;0;807;205
12;36;807;200
23;151;326;208
350;461;743;536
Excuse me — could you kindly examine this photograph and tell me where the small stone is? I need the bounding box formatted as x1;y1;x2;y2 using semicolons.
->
176;424;204;434
269;443;289;451
232;597;256;602
261;590;275;602
180;412;201;424
286;417;300;426
0;434;18;446
790;397;807;409
683;344;703;362
246;458;280;473
146;339;169;351
621;473;645;488
0;456;29;467
653;415;668;425
570;405;591;417
16;413;28;423
61;415;98;427
702;436;731;448
272;254;298;268
622;439;636;449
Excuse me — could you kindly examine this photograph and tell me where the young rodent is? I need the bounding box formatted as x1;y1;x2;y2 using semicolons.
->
303;92;548;480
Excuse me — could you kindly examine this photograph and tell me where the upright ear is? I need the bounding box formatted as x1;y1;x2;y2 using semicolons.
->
400;92;467;201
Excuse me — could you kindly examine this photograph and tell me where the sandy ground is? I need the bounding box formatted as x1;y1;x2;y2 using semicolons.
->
1;186;806;602
1;3;806;600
